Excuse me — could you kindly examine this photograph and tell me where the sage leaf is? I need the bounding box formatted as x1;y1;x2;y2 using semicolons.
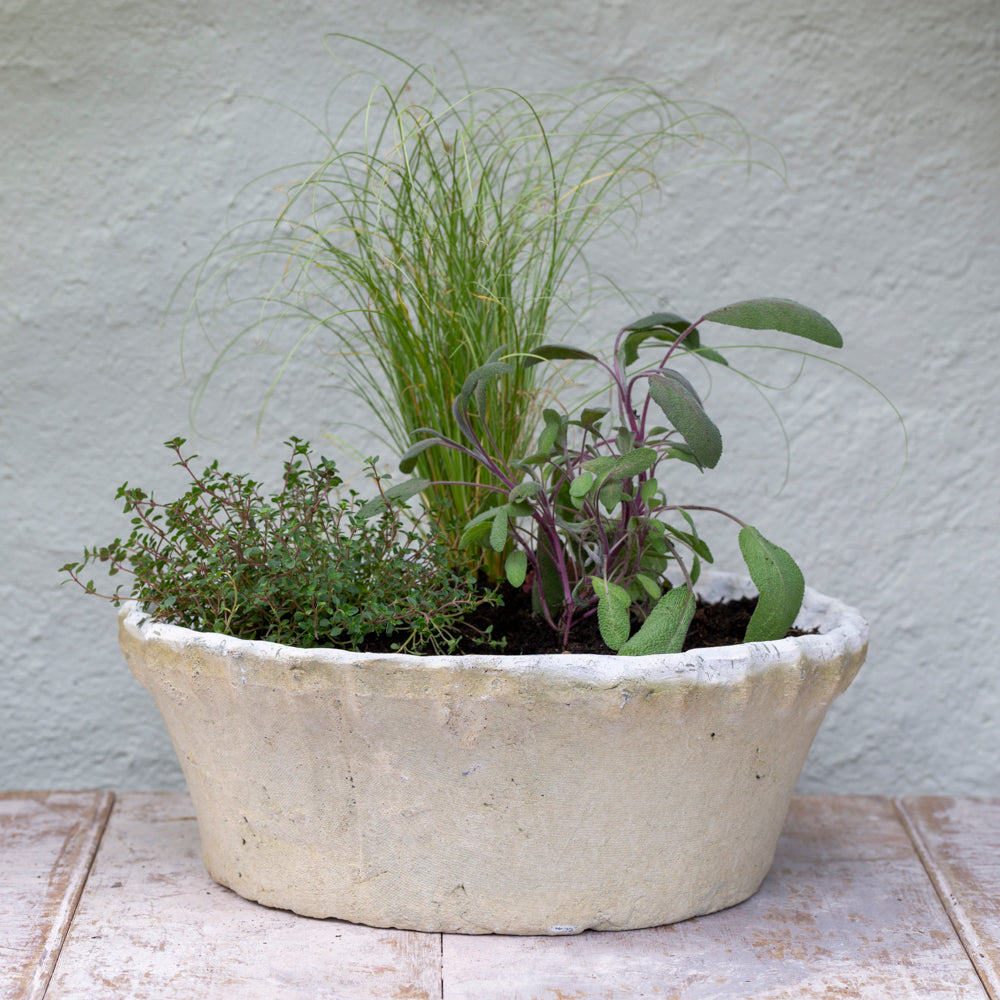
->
384;477;431;502
738;526;805;642
509;480;543;503
524;344;600;367
569;470;596;499
357;496;387;519
620;586;696;655
458;360;515;410
703;298;843;348
357;477;429;518
507;499;533;518
489;506;509;552
592;578;632;652
622;312;691;367
648;371;723;469
599;480;623;512
532;542;565;619
537;408;566;455
458;507;499;548
634;572;661;601
662;443;703;468
399;437;447;474
505;549;528;588
621;313;730;368
581;455;616;477
594;447;658;480
575;407;609;429
624;311;692;333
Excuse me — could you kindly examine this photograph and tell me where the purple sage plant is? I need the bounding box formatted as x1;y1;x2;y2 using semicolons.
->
366;297;845;655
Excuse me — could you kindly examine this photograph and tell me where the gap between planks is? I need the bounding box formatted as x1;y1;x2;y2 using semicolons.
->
24;793;1000;1000
896;797;1000;1000
0;790;115;1000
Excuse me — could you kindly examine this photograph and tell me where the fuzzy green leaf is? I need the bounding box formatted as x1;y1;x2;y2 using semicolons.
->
504;549;528;588
532;542;565;619
619;586;696;655
489;506;509;552
575;407;609;430
622;312;691;367
592;578;632;652
662;443;704;468
359;478;429;518
664;524;713;563
398;436;447;474
458;361;516;410
569;470;596;499
703;298;843;348
599;480;623;512
580;455;616;477
537;408;566;455
512;453;551;469
738;526;805;642
384;478;431;502
616;427;636;454
524;344;600;367
458;507;500;548
634;572;661;601
647;372;723;469
690;344;729;365
621;313;730;368
474;346;513;413
624;311;692;333
673;508;714;563
509;480;543;503
357;496;387;518
584;447;658;481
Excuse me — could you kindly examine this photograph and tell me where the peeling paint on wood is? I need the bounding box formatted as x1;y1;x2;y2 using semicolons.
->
442;796;991;999
898;797;1000;1000
6;793;999;998
42;793;442;1000
0;790;114;1000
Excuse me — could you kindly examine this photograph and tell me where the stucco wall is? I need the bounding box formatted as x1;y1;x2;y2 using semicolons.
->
2;0;997;793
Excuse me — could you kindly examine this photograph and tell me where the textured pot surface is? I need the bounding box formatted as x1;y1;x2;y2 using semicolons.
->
119;572;868;934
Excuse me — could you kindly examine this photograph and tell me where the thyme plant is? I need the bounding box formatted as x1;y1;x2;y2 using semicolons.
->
181;37;765;568
61;439;498;654
378;298;843;654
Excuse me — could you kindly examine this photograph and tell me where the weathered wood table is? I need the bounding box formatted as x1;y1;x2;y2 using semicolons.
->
2;792;998;999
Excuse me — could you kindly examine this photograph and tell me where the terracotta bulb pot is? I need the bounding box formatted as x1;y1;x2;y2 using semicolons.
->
119;571;868;935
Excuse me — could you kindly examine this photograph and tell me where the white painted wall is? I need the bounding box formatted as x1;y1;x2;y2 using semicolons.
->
2;0;997;793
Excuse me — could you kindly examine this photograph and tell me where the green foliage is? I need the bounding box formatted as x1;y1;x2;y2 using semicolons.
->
61;439;499;655
703;298;843;347
390;297;846;653
132;46;899;659
738;526;805;643
180;37;763;573
619;587;697;656
647;372;723;469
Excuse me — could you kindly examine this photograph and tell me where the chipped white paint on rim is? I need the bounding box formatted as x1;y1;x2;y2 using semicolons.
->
118;571;867;935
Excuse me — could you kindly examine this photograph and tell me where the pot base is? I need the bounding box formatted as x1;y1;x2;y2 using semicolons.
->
119;572;867;934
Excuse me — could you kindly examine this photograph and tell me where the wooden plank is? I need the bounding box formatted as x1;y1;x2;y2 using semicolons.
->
0;790;114;1000
43;792;442;1000
442;795;989;999
898;797;1000;1000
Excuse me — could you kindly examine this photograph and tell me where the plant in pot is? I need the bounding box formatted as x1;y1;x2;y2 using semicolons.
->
178;35;762;572
63;45;876;935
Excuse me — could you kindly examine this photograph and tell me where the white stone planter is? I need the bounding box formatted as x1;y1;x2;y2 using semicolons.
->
118;571;867;935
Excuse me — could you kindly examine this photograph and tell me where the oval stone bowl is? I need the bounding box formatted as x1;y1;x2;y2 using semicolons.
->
118;571;868;935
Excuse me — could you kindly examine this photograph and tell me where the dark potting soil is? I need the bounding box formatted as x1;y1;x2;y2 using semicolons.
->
367;583;816;656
